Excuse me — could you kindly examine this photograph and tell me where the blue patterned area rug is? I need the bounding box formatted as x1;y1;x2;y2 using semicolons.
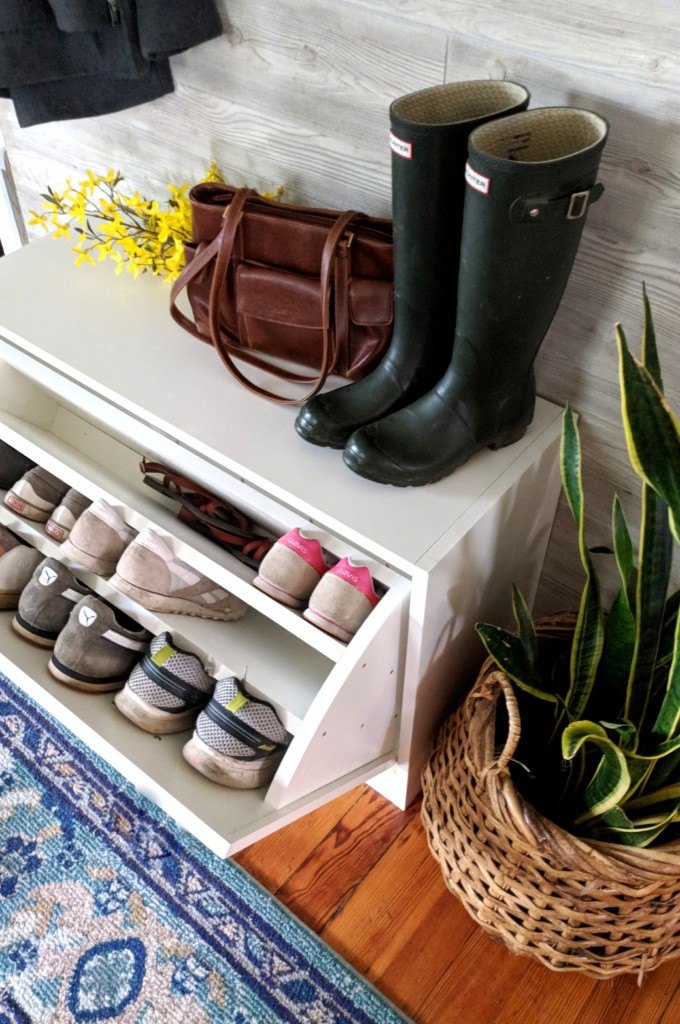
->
0;674;410;1024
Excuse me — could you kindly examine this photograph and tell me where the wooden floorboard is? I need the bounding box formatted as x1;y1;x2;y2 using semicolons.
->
240;784;680;1024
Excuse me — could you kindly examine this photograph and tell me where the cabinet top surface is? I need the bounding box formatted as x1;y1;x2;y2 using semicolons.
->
0;239;562;568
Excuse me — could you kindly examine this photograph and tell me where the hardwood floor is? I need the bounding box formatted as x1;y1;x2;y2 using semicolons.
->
236;786;680;1024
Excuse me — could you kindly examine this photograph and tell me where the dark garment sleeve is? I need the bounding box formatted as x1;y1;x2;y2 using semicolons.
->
136;0;223;59
9;60;174;128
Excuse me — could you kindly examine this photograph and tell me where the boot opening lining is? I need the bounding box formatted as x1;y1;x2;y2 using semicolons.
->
472;109;607;162
392;81;528;127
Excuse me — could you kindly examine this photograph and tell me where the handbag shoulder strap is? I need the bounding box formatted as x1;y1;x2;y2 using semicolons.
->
169;233;223;338
207;191;360;404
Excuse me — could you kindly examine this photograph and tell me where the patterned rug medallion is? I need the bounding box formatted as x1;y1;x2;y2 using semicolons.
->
0;673;409;1023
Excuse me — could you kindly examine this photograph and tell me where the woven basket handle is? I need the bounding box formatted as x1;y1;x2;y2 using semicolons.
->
475;670;522;778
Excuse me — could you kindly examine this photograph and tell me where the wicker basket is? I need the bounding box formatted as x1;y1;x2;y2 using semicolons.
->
421;614;680;981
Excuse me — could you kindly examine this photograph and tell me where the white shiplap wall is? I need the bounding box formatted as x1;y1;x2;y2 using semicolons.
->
0;0;678;612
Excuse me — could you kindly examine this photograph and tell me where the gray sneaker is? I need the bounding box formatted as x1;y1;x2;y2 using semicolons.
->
110;528;248;621
0;524;21;559
60;498;136;576
5;467;69;523
48;595;151;692
0;545;44;609
115;631;214;734
183;677;289;789
45;489;92;543
12;557;91;648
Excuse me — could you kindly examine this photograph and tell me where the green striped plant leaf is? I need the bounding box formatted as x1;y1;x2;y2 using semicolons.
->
475;622;558;705
617;324;680;541
561;721;630;823
651;610;680;742
625;781;680;815
624;484;673;744
645;746;680;794
613;496;636;609
641;283;662;389
512;584;538;666
652;592;680;683
596;803;679;847
611;734;680;804
593;498;637;718
560;407;604;718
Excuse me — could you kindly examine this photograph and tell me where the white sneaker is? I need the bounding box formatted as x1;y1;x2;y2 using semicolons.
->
110;528;248;621
60;498;137;576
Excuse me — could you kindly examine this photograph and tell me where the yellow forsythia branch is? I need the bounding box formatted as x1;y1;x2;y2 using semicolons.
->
28;162;283;283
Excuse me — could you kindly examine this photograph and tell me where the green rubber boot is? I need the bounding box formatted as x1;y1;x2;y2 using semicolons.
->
294;80;529;449
344;107;609;486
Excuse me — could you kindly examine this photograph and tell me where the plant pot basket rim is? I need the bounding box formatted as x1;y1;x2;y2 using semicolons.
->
421;612;680;980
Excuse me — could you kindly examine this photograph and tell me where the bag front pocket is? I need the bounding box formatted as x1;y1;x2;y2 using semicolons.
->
235;264;326;369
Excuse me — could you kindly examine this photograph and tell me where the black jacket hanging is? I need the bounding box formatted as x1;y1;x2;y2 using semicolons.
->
0;0;222;127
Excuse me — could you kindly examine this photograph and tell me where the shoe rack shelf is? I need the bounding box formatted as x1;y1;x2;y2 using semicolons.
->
0;500;324;734
0;239;564;857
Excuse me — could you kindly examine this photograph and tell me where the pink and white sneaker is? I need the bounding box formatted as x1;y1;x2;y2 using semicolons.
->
303;557;381;643
253;528;332;609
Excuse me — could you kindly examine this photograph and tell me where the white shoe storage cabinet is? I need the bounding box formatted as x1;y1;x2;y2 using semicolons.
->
0;239;563;857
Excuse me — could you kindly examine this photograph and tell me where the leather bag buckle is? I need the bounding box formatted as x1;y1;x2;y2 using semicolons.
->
566;190;590;220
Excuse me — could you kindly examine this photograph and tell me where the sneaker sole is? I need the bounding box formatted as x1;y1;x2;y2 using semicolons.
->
252;574;306;609
114;686;199;734
183;734;281;789
109;575;248;622
302;607;354;644
47;657;127;693
4;492;53;522
11;614;57;648
59;538;119;576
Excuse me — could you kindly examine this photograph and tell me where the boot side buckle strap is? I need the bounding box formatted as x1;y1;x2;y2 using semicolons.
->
566;190;590;219
510;183;604;223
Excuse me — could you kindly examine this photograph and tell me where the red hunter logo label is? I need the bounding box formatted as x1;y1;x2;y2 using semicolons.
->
465;163;490;194
390;132;413;159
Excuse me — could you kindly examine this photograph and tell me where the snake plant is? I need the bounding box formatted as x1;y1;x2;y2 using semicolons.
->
477;288;680;847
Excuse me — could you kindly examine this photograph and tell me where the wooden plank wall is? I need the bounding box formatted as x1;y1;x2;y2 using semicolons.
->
0;0;678;612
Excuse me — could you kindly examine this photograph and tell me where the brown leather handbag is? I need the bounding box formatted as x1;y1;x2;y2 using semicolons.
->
170;184;394;404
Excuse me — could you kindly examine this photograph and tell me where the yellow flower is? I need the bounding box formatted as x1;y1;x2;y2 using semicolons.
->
28;211;49;229
79;169;103;193
100;213;125;237
167;183;189;202
73;248;95;266
40;164;282;282
202;160;225;184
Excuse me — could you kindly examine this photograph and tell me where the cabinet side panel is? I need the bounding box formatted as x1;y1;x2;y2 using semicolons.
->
373;437;562;807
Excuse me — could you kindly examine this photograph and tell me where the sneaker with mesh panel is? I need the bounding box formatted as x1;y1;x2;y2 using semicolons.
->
183;677;289;788
12;556;91;647
48;595;151;692
115;632;214;734
5;466;69;523
110;528;248;621
45;488;91;543
60;498;137;576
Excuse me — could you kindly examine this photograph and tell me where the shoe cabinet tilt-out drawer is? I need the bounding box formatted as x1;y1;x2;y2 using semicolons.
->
0;238;564;857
